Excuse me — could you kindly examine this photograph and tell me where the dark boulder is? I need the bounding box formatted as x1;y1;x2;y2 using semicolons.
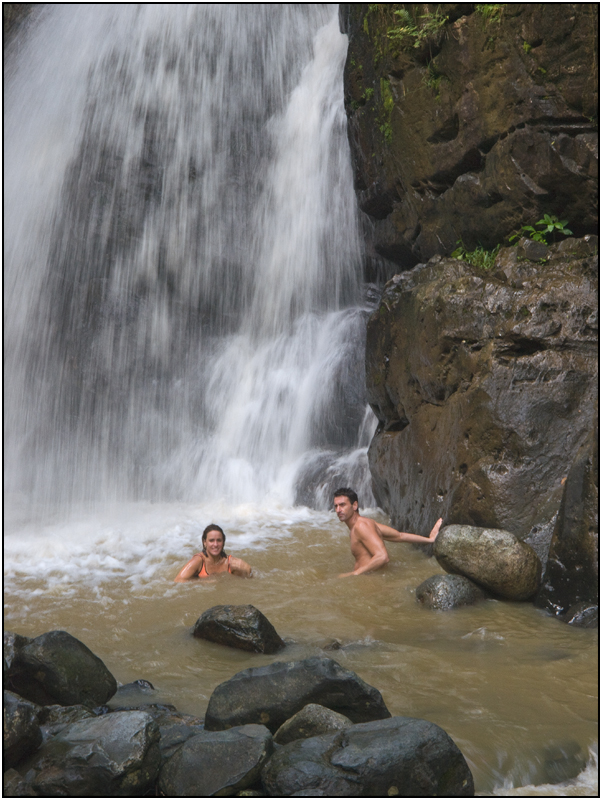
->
14;630;117;707
261;715;474;796
416;574;488;610
273;703;352;745
159;724;273;797
434;525;541;600
535;424;599;618
3;691;42;769
193;604;285;654
204;656;390;733
21;710;161;797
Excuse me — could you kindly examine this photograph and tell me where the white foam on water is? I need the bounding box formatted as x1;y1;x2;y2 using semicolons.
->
488;744;599;796
4;501;341;594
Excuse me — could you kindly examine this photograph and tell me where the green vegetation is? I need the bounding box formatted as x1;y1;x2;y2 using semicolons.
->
510;214;573;244
522;41;532;53
451;241;501;270
423;62;445;97
388;6;448;48
474;4;505;23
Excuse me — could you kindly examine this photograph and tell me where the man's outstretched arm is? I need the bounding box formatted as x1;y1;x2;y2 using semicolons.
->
377;517;443;544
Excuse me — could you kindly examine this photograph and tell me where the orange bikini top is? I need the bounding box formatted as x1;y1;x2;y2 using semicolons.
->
197;554;231;578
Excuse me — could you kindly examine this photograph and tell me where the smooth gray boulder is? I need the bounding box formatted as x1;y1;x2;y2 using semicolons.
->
273;703;352;745
416;574;488;610
15;630;118;707
22;710;160;797
434;525;541;600
3;691;42;769
204;656;390;733
159;724;273;797
193;604;285;654
261;715;474;796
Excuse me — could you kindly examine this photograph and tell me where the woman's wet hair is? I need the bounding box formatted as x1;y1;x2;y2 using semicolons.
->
202;524;227;558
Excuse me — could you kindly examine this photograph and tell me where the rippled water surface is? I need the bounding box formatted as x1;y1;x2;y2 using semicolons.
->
4;503;598;796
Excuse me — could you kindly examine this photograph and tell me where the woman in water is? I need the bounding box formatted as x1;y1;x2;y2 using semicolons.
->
174;524;252;581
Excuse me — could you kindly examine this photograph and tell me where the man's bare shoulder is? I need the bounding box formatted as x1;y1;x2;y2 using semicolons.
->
352;515;381;538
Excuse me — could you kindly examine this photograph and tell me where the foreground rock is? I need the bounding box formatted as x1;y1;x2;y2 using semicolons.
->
3;691;42;769
273;703;352;745
193;604;285;654
9;630;117;707
204;656;390;733
20;710;160;796
416;574;488;610
435;525;541;600
159;724;273;796
262;716;474;796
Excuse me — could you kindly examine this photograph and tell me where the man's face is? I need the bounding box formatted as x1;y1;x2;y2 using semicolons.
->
334;495;357;523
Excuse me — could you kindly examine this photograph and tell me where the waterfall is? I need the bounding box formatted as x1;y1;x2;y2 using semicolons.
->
4;4;377;512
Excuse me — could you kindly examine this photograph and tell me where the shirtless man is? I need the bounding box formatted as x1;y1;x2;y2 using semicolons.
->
333;488;443;577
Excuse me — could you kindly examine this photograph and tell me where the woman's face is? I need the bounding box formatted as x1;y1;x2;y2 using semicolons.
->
205;531;224;557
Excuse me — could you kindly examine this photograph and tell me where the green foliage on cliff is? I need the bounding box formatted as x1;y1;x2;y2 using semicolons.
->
510;214;573;245
451;241;501;270
474;4;505;24
387;6;448;47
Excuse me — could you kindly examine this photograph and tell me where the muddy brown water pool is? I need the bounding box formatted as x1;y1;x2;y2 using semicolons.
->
4;502;598;795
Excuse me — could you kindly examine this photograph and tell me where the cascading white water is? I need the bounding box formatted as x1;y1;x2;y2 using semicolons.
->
4;4;377;511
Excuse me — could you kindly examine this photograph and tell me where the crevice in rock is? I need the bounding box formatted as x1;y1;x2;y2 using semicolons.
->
495;337;547;357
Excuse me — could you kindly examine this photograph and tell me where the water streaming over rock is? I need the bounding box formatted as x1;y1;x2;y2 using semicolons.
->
4;4;377;511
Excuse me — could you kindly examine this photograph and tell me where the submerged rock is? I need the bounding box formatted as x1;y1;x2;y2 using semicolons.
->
558;602;599;629
159;724;273;797
3;691;42;769
21;710;160;797
204;656;390;733
273;703;352;745
193;604;285;654
14;630;118;707
435;525;541;600
416;574;488;610
261;715;474;796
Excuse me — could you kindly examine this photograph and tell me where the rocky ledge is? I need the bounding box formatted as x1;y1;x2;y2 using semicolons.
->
366;238;598;620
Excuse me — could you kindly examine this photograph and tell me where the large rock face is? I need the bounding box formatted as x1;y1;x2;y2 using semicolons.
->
340;4;598;271
366;243;598;544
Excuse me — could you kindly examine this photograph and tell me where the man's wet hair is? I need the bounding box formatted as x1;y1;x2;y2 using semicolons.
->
333;487;358;506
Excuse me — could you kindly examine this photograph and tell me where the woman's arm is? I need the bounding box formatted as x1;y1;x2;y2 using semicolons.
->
228;557;253;578
174;553;204;582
